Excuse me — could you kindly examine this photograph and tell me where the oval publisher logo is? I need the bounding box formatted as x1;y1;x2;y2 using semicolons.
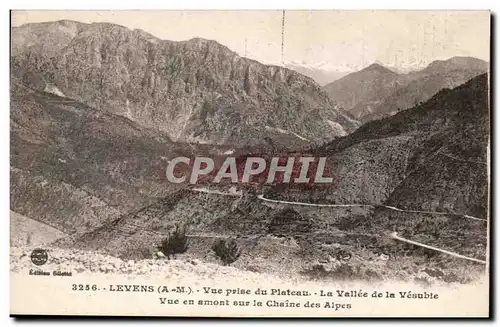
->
30;248;48;266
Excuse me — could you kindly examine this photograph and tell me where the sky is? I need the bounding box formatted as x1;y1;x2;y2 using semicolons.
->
11;10;490;71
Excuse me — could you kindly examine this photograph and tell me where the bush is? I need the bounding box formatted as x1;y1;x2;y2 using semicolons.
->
212;238;241;265
159;224;189;259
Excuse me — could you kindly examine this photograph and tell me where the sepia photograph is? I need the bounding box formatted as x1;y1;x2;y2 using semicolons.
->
9;9;491;317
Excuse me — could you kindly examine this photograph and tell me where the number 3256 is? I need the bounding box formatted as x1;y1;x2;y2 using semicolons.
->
72;284;98;291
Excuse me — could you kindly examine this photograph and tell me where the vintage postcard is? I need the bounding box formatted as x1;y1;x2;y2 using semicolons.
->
9;10;490;317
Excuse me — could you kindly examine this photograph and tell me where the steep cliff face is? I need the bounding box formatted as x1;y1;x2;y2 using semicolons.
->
12;20;357;147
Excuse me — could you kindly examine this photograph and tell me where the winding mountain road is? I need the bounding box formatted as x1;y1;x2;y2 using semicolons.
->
256;194;374;208
187;188;488;221
191;187;242;197
188;188;488;264
256;194;487;222
189;188;487;221
390;232;487;264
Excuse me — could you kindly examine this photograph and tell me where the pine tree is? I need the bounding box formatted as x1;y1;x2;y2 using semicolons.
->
159;224;189;259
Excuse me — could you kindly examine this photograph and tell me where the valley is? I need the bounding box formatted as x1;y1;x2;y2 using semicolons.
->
9;20;490;287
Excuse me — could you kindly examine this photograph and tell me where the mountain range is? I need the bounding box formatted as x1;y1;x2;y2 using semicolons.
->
10;19;490;281
11;20;358;148
322;57;488;122
284;60;429;86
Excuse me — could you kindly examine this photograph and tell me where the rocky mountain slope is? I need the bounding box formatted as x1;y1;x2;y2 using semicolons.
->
10;80;200;234
60;186;486;284
53;75;489;285
323;57;488;122
11;20;357;147
305;73;489;218
10;21;488;284
20;73;486;242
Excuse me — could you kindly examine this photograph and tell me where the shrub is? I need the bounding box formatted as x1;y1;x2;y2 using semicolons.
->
212;238;241;265
159;224;189;259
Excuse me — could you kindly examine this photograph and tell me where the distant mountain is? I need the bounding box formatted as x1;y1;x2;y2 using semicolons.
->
11;20;358;148
419;56;488;74
285;63;350;86
321;63;407;119
322;57;488;122
363;57;489;122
